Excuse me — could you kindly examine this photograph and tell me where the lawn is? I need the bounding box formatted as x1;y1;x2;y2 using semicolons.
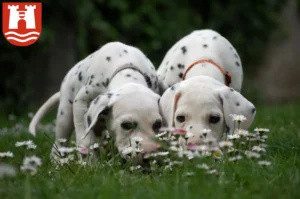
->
0;102;299;199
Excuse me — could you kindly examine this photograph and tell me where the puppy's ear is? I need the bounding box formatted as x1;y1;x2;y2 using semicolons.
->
159;83;182;128
216;87;256;134
84;92;117;136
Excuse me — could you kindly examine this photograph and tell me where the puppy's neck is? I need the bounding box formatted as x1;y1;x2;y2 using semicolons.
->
184;62;224;85
108;69;147;90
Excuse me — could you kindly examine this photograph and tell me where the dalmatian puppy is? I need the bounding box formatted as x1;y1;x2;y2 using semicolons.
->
159;76;256;144
29;42;162;159
157;29;243;93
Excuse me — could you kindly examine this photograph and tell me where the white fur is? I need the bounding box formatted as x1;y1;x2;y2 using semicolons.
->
29;42;161;159
159;76;256;144
157;29;243;93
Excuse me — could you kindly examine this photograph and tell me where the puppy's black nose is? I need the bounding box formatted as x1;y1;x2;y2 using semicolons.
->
252;107;256;114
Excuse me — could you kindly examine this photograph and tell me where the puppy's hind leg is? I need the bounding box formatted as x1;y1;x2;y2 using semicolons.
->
50;92;74;160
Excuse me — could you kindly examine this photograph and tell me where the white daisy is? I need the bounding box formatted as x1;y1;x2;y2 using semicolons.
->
20;165;37;175
254;128;270;134
59;158;69;165
131;136;143;143
219;141;233;148
227;134;240;140
252;146;266;153
58;138;67;144
184;172;195;177
185;131;194;139
258;160;272;166
228;155;243;162
164;165;173;171
121;147;134;156
23;155;42;167
245;151;261;159
202;129;211;137
89;143;100;150
0;151;14;158
15;141;27;147
27;144;37;150
196;145;208;152
196;163;210;170
135;148;143;153
154;151;169;156
58;147;74;154
229;114;247;122
206;169;219;175
155;131;167;138
0;164;16;178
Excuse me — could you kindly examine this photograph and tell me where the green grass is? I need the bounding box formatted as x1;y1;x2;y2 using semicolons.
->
0;103;300;199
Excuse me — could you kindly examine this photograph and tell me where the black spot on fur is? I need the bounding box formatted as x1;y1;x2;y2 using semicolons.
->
189;126;193;129
60;110;64;115
69;99;73;104
166;61;169;65
124;49;128;53
78;72;82;81
181;46;187;54
178;73;183;78
94;96;100;104
213;36;217;40
170;66;174;70
102;78;110;87
72;87;75;92
101;106;110;115
144;74;152;88
107;93;113;98
230;46;233;50
126;74;131;77
235;61;240;67
234;54;239;59
230;88;234;92
91;75;94;79
85;90;89;94
171;86;175;91
203;44;208;48
236;102;240;106
74;100;77;103
96;83;100;87
177;64;184;69
220;98;223;106
134;77;137;80
89;80;93;85
87;115;91;126
106;57;111;62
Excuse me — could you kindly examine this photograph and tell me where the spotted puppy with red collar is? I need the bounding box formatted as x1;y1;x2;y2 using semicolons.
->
157;30;256;144
29;42;162;160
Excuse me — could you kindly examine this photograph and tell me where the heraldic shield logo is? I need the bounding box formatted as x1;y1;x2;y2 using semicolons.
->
2;2;42;46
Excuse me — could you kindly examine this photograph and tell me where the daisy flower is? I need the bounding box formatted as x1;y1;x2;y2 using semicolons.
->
27;144;37;150
245;151;261;159
58;138;67;144
89;143;100;150
196;163;210;170
227;134;240;140
131;136;143;144
252;146;266;153
23;155;42;167
254;128;270;134
213;150;223;159
202;129;211;137
0;164;16;178
155;131;167;138
236;129;249;137
184;172;195;177
121;147;134;156
219;141;233;149
228;155;243;162
206;169;219;175
258;160;272;166
185;131;194;139
229;114;247;122
0;151;14;158
135;148;143;154
20;165;37;175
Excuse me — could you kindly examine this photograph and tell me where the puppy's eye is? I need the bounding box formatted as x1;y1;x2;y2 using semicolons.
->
209;115;220;124
176;115;185;123
152;120;162;132
121;121;137;130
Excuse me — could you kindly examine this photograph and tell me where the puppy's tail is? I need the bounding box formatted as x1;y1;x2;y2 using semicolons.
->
29;92;60;136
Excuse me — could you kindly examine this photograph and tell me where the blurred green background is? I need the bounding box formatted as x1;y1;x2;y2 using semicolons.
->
1;0;300;115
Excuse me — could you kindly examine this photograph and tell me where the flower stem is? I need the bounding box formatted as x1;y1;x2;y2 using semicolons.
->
25;174;31;199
